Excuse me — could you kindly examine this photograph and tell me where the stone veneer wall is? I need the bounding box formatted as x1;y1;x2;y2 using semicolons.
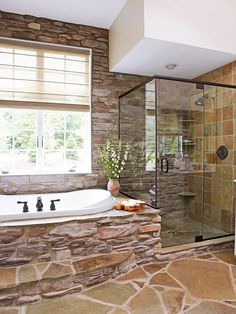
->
0;10;146;193
0;209;161;306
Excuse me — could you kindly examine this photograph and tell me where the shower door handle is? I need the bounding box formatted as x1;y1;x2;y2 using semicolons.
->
161;157;169;173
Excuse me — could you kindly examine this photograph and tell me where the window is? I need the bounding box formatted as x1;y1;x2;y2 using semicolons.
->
0;108;90;174
0;38;91;174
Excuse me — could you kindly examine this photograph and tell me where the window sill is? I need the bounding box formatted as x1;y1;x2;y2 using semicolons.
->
0;170;92;177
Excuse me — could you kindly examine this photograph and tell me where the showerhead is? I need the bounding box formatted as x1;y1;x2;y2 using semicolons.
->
195;94;209;106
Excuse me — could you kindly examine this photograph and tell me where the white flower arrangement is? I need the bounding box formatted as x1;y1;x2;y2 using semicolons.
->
97;138;130;179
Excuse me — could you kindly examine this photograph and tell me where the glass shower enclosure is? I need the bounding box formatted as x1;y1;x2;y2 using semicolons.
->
119;76;236;247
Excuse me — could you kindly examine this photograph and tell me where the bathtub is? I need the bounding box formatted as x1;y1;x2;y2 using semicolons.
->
0;189;115;222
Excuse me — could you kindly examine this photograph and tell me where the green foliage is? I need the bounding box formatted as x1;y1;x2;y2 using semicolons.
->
0;109;84;168
97;138;130;179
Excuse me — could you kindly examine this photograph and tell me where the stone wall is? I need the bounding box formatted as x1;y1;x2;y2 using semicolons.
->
0;208;161;306
0;10;146;193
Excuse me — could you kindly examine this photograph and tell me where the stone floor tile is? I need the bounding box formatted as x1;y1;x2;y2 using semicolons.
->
184;300;236;314
26;295;112;314
161;289;184;314
83;282;136;305
214;250;236;265
127;286;164;314
231;265;236;278
150;272;181;288
143;262;168;274
110;307;129;314
0;309;19;314
184;292;198;306
154;286;165;292
225;300;236;307
195;254;213;260
134;281;145;288
168;259;235;300
117;267;147;281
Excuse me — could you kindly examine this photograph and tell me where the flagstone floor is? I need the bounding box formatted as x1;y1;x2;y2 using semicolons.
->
3;249;236;314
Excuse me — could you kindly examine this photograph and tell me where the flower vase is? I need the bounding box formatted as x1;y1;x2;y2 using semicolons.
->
107;179;120;196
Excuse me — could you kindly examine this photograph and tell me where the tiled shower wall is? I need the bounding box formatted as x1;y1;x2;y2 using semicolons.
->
0;11;146;193
188;62;236;233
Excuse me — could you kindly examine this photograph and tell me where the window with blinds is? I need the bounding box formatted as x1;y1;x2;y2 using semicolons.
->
0;39;91;175
0;38;91;111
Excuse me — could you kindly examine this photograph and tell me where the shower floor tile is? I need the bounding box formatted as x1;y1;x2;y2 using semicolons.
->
161;216;228;247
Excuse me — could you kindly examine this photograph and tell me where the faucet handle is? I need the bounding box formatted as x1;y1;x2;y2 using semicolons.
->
17;201;29;213
50;199;60;211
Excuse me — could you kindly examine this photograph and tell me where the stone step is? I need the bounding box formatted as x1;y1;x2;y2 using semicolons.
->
0;250;134;306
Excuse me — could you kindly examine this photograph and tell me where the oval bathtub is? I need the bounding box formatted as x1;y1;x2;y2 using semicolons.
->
0;189;115;222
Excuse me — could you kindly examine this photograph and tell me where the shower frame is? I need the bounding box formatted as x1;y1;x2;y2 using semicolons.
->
118;75;236;245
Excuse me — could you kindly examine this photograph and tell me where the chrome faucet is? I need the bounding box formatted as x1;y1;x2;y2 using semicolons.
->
36;196;43;211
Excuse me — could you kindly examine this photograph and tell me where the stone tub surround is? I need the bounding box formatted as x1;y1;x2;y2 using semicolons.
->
0;203;161;307
2;249;236;313
0;10;147;193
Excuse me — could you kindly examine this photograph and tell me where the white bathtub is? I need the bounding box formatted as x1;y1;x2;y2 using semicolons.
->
0;189;115;222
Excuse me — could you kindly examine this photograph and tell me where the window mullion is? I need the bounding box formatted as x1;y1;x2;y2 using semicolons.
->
36;111;44;170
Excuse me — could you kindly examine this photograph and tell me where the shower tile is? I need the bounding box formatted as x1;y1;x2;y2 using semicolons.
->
223;135;233;150
223;120;233;135
216;108;222;121
206;153;216;164
222;74;233;85
233;73;236;85
212;68;222;81
204;177;212;191
222;90;233;107
222;150;233;165
223;63;233;76
216;135;223;146
203;191;211;204
221;209;234;233
222;165;233;180
221;181;233;209
223;106;233;120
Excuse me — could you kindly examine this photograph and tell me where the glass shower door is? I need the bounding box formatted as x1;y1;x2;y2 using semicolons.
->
202;85;235;239
157;79;205;247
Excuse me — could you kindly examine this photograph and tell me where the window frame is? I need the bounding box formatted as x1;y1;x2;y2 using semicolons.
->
0;37;92;176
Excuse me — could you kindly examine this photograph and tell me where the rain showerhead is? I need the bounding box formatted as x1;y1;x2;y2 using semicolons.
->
195;94;209;106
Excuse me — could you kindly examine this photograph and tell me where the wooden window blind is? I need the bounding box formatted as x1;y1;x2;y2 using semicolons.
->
0;38;91;112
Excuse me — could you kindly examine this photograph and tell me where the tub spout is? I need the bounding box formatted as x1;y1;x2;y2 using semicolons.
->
36;197;43;211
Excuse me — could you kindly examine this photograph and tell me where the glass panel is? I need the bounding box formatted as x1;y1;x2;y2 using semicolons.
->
202;85;235;239
0;108;37;173
42;110;90;173
119;79;156;206
119;77;235;248
44;151;64;168
157;79;205;247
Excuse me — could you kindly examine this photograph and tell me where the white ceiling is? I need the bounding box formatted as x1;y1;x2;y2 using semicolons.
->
111;37;236;79
0;0;127;28
110;0;236;78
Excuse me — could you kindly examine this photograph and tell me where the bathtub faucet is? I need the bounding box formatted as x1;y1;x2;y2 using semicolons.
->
50;199;60;211
36;197;43;211
17;201;29;213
